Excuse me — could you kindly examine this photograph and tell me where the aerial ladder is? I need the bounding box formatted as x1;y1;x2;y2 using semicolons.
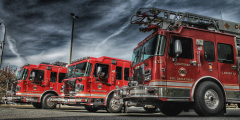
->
130;8;240;45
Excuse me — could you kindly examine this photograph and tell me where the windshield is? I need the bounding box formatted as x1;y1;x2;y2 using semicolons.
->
131;35;166;66
66;65;75;79
15;69;29;81
66;62;92;78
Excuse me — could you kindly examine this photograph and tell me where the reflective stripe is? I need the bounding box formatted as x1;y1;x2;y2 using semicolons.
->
16;93;41;96
75;94;106;97
167;82;193;87
224;85;239;90
149;82;166;86
150;81;192;87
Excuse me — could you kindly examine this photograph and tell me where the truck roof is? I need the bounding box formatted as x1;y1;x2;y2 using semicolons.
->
70;56;131;65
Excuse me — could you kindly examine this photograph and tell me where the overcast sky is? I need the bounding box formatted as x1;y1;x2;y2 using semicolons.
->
0;0;239;70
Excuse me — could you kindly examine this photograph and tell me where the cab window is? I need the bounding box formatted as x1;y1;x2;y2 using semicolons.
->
217;43;234;64
124;68;129;80
29;70;44;81
50;72;57;82
93;64;109;78
58;73;66;83
204;41;215;62
169;36;193;59
116;66;122;80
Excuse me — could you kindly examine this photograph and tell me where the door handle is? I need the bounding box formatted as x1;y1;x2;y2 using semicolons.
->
231;65;238;70
190;61;196;66
197;51;201;67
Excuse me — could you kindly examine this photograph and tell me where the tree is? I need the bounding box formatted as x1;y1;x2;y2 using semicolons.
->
0;66;17;99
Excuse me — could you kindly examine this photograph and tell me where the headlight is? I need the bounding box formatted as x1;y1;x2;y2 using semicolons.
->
16;85;21;92
144;69;151;81
144;75;151;81
75;83;84;92
60;85;65;93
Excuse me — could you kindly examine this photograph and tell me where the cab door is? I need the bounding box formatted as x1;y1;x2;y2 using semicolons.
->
91;63;111;103
216;35;239;99
166;35;197;99
113;61;124;88
56;68;67;93
48;69;58;92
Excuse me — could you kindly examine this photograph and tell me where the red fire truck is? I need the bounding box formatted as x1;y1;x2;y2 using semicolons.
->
114;8;240;116
2;61;67;109
51;56;131;113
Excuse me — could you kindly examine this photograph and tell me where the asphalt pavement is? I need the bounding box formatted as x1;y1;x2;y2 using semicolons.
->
0;104;240;120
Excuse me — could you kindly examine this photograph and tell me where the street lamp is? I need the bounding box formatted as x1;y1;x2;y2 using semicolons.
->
69;13;79;64
0;22;6;69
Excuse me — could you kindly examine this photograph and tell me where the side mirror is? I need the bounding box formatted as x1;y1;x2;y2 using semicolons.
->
174;39;182;57
32;72;36;81
97;66;102;77
173;39;182;62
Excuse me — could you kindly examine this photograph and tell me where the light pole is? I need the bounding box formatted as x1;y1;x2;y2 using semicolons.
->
0;22;6;69
69;13;79;64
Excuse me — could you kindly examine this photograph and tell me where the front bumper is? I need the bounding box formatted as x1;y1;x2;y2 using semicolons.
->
51;96;89;105
114;86;166;99
2;95;22;102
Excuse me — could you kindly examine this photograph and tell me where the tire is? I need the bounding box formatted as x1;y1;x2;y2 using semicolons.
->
194;81;224;116
106;94;123;113
143;107;157;113
42;93;57;109
160;102;182;116
85;105;99;112
32;102;42;109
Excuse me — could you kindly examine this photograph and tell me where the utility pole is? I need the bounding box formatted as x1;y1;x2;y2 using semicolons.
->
6;63;9;94
69;13;79;64
0;22;6;69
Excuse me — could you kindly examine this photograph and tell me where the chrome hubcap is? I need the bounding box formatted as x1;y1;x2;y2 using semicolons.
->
110;98;120;110
204;89;219;109
46;97;55;107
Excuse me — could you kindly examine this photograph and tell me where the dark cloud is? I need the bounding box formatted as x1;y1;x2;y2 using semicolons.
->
0;0;239;69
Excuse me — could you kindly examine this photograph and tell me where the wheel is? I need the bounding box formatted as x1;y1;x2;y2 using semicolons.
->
106;94;123;113
85;105;98;112
143;106;157;112
42;93;57;109
32;102;42;109
160;102;182;116
194;81;224;116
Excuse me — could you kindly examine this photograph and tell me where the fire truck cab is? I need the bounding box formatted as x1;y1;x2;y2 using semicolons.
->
51;56;131;113
2;61;67;109
114;8;240;116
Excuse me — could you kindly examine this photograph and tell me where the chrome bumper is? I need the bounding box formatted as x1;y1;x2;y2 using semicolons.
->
2;96;22;101
50;96;88;104
114;86;166;99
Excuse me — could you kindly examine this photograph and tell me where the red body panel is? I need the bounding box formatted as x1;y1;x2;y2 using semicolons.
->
3;64;67;103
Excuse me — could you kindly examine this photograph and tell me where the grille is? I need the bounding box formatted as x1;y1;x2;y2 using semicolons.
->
64;79;76;96
133;66;144;84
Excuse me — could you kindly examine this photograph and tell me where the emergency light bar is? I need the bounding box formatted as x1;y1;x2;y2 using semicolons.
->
71;56;90;64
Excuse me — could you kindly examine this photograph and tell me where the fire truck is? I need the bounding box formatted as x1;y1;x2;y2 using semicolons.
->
114;8;240;116
51;56;131;113
2;61;67;109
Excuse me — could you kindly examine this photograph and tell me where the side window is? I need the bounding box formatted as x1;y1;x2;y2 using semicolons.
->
116;66;122;80
50;72;57;82
169;36;193;59
217;43;234;64
93;64;109;78
58;73;66;83
204;41;215;62
29;70;44;81
124;68;129;80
